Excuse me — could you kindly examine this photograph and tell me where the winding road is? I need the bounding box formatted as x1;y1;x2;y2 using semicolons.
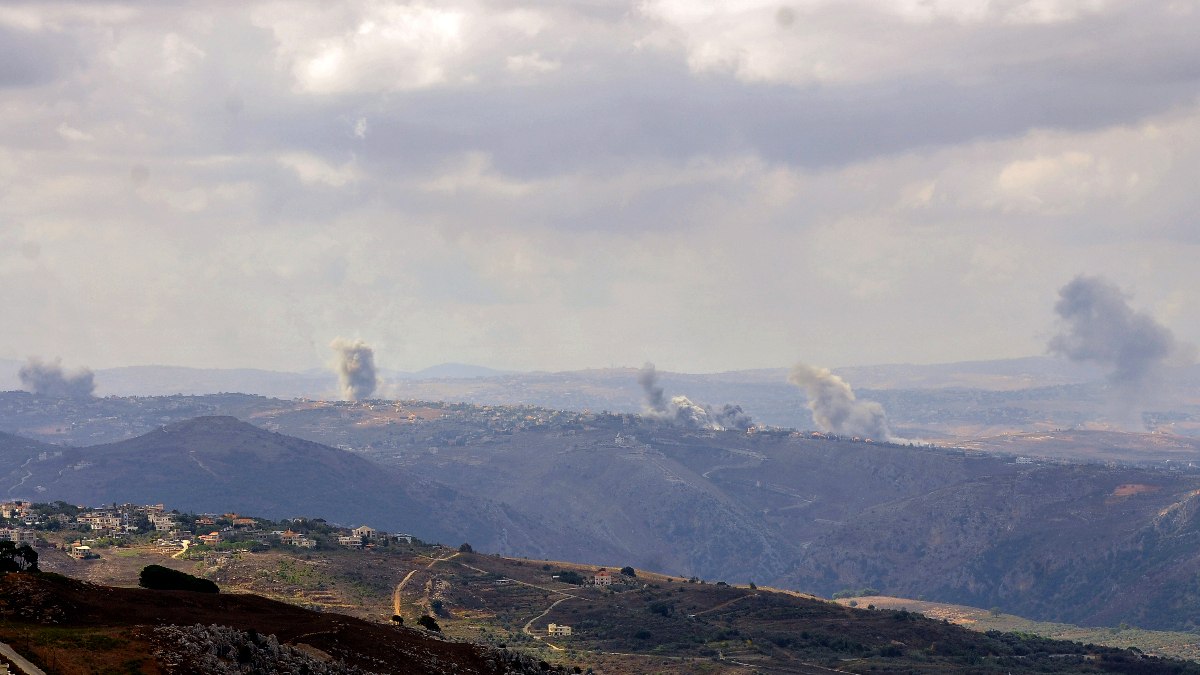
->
391;551;460;616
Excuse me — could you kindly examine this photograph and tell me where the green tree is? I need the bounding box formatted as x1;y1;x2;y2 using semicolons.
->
0;542;38;572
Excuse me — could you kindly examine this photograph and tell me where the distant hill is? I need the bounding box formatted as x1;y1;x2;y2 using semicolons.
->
786;460;1200;630
7;356;1199;436
0;417;557;555
833;356;1107;390
94;365;334;398
405;363;511;379
953;429;1200;465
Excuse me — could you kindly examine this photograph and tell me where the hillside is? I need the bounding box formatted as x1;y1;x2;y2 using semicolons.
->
788;464;1200;629
0;571;568;674
834;595;1200;662
952;430;1200;465
33;539;1200;675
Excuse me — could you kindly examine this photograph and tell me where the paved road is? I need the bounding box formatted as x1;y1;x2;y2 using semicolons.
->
0;641;47;675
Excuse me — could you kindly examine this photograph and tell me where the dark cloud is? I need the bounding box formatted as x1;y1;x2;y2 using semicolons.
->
0;27;79;89
18;357;95;399
288;3;1200;184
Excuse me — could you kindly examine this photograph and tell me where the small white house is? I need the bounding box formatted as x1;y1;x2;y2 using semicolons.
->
547;623;572;637
69;544;93;559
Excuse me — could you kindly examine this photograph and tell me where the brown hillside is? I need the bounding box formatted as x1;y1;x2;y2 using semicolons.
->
0;572;567;674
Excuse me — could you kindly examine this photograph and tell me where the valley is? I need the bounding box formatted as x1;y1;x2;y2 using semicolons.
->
2;394;1200;633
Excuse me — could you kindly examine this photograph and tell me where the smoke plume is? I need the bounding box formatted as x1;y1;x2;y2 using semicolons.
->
788;363;893;441
18;357;95;399
329;337;378;401
1048;275;1190;424
637;363;753;431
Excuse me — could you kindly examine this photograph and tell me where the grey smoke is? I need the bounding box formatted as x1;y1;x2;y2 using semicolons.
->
637;362;669;413
788;363;893;441
18;357;95;399
1048;275;1190;423
330;337;378;401
638;363;753;431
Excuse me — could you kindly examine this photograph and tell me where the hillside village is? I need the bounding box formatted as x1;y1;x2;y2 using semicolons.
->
1;498;415;560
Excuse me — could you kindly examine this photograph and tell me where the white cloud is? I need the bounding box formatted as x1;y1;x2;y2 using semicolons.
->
419;153;535;198
0;3;139;32
159;32;206;76
55;123;93;142
506;51;560;75
639;0;1145;85
256;2;469;93
277;153;361;188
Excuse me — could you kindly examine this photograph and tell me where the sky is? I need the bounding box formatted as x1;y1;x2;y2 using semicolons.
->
1;0;1199;374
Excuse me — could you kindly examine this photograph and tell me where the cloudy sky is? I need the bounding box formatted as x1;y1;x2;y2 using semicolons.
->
1;0;1198;374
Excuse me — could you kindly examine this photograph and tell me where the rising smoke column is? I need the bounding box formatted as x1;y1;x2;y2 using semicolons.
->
329;337;378;401
637;363;753;431
18;357;95;399
788;363;893;441
1048;275;1189;424
638;362;670;416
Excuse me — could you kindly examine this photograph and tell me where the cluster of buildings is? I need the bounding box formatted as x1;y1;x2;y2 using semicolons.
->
179;517;412;552
333;525;414;549
1;500;43;545
1;497;416;561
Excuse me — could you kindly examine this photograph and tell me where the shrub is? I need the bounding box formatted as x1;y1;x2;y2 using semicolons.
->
620;566;636;577
556;571;585;585
139;564;219;593
648;601;673;617
417;615;441;632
